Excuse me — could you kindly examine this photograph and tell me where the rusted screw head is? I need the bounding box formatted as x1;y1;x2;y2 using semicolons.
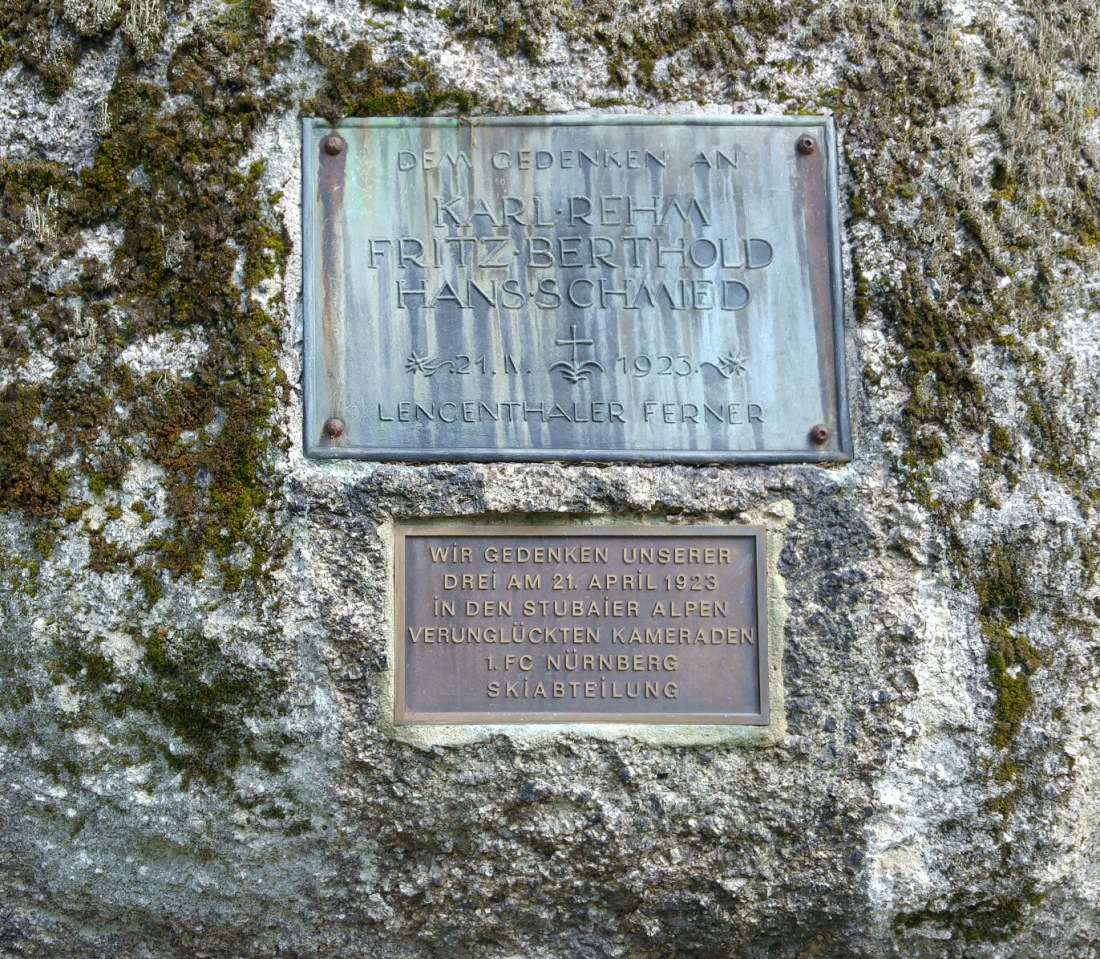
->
323;417;346;439
811;424;830;445
797;135;816;156
323;135;345;157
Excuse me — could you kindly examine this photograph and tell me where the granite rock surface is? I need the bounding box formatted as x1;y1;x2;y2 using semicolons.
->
1;0;1099;956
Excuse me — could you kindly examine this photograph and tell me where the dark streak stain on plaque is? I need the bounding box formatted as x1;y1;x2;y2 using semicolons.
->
303;116;850;463
395;526;768;724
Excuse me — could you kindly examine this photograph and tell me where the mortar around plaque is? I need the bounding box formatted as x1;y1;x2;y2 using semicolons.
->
302;116;850;463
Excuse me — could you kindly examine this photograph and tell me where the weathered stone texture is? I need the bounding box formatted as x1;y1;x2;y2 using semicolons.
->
1;0;1099;956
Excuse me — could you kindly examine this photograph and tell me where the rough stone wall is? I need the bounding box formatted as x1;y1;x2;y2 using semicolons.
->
1;0;1099;956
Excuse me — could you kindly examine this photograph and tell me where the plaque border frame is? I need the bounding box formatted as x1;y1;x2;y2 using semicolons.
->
393;524;769;725
302;115;852;464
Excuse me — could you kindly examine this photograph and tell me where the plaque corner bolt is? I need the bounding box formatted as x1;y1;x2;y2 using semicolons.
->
323;134;345;157
797;135;817;156
811;424;830;445
324;417;346;439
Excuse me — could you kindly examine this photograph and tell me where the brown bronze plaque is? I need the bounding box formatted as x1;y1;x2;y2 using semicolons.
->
395;525;767;724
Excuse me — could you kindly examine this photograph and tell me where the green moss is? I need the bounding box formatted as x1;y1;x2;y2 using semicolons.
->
302;38;479;121
983;422;1018;486
586;96;631;108
0;2;306;794
834;9;1100;818
988;423;1013;457
985;623;1041;750
0;383;69;517
121;628;288;785
368;0;431;11
134;560;164;603
51;625;288;786
0;0;170;95
1024;392;1086;486
0;4;489;796
434;0;813;95
63;504;89;523
975;542;1031;625
0;0;78;98
86;531;134;574
972;543;1043;752
55;634;118;688
603;0;751;94
436;0;542;62
879;267;990;434
988;755;1023;818
845;0;1100;518
1;17;293;586
896;883;1044;944
130;500;155;524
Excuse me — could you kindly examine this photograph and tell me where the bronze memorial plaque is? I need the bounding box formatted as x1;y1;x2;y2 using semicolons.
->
395;526;768;724
303;116;849;463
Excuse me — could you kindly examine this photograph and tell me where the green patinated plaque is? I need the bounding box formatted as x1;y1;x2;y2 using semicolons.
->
302;116;849;462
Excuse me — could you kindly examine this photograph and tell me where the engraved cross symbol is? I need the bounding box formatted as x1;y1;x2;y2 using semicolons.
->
549;325;604;384
555;325;593;364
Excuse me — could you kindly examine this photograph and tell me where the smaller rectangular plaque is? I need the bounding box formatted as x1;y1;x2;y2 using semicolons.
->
395;525;768;724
